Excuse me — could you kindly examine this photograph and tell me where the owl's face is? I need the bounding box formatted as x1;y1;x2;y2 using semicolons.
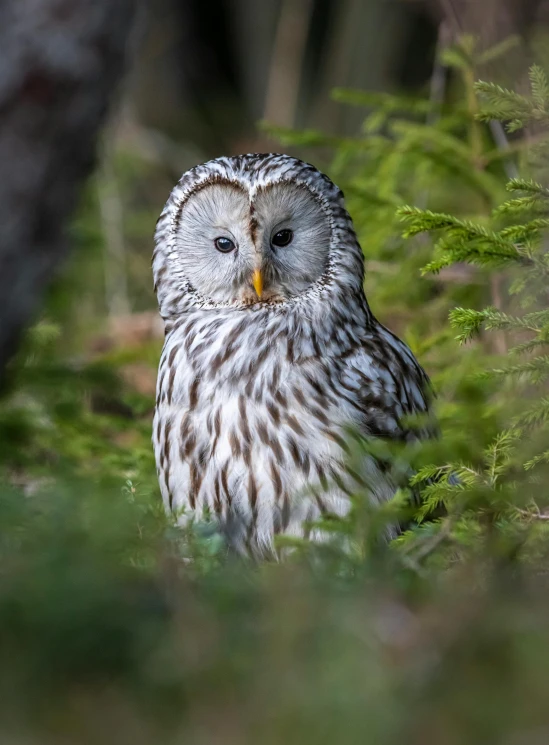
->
174;178;332;306
155;154;365;317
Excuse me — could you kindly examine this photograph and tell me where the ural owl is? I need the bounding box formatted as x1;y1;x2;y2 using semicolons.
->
153;153;431;555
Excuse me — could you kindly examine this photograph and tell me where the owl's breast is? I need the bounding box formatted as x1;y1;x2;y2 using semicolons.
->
153;319;396;553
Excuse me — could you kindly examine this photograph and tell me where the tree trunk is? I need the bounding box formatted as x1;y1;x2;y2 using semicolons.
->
0;0;136;379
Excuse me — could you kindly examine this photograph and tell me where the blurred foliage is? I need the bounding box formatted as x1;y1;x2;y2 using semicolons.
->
2;35;549;744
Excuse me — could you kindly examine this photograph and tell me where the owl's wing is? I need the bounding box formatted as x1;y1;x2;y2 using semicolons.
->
339;324;434;443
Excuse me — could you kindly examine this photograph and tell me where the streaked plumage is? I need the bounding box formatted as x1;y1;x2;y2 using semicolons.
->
153;153;430;555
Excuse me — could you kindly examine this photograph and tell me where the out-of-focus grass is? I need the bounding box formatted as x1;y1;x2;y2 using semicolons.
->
2;477;549;745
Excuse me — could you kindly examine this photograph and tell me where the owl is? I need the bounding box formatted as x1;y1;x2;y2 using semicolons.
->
152;153;431;556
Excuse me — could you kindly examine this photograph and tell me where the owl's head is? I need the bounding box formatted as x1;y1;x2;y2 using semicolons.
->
154;154;364;314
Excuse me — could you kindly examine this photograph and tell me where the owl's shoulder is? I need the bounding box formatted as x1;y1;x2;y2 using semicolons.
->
337;323;432;440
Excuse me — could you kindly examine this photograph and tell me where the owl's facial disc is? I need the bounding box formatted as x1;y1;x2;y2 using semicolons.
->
174;180;331;306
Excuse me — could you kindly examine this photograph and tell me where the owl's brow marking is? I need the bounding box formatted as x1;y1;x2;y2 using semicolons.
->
248;199;259;245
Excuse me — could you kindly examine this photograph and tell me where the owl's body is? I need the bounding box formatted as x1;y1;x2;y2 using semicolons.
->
153;153;430;555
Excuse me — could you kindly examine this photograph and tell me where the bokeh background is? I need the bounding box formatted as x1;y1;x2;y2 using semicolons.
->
3;1;549;743
58;0;546;320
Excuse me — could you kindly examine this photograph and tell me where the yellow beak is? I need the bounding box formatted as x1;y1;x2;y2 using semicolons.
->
252;268;263;299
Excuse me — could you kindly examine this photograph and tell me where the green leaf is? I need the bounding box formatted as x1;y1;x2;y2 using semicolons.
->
507;178;549;197
529;65;549;111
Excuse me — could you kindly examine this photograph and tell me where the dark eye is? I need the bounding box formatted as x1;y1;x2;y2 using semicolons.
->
272;229;293;248
214;236;236;253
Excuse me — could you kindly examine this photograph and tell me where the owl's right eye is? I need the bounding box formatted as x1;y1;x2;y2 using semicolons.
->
214;236;236;253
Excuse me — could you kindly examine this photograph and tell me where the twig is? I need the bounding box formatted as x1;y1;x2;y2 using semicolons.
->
516;506;549;520
411;516;454;562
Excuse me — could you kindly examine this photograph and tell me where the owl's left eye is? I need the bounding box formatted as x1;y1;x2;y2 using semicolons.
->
214;236;236;253
272;229;293;248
